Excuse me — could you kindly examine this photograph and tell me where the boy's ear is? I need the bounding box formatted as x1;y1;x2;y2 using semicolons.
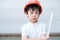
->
24;12;29;18
24;12;28;15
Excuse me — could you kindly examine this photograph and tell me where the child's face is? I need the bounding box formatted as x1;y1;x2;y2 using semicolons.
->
27;8;40;23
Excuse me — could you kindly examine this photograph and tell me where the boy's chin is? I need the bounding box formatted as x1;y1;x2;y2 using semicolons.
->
32;20;38;23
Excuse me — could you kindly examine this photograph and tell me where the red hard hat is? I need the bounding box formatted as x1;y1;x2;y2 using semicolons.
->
24;0;42;14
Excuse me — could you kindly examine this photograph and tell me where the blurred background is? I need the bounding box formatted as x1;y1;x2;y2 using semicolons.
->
0;0;60;40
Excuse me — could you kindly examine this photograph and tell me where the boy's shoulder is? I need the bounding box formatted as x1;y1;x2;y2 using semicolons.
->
39;22;46;26
37;22;46;26
38;22;46;28
21;23;29;29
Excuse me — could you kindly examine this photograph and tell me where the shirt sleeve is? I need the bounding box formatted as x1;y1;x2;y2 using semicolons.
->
41;23;47;35
21;26;27;36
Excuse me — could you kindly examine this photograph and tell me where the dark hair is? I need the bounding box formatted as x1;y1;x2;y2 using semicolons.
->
25;4;41;14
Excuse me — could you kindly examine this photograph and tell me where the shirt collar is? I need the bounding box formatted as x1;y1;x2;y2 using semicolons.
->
28;21;39;26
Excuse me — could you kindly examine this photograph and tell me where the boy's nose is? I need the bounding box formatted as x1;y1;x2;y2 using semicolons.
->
33;13;36;17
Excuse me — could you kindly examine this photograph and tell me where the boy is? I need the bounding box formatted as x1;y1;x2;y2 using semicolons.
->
21;0;50;40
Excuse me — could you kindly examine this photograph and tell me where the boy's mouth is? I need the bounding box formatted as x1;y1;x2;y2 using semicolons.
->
32;18;37;20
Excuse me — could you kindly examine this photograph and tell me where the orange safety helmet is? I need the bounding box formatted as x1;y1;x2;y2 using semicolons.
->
24;0;42;14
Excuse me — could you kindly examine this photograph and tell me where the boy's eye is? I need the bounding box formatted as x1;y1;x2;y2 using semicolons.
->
30;13;39;14
35;12;39;14
36;13;38;14
30;13;33;14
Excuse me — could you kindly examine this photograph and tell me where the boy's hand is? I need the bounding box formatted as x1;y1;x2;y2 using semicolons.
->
41;36;50;40
38;35;50;40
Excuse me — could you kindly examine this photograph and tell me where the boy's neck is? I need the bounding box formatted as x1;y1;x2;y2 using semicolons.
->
29;20;38;24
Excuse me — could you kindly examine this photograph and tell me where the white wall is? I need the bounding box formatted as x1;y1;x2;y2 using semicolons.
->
0;0;60;33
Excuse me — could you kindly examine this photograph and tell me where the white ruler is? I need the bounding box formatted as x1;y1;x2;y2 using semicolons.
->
47;12;53;37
